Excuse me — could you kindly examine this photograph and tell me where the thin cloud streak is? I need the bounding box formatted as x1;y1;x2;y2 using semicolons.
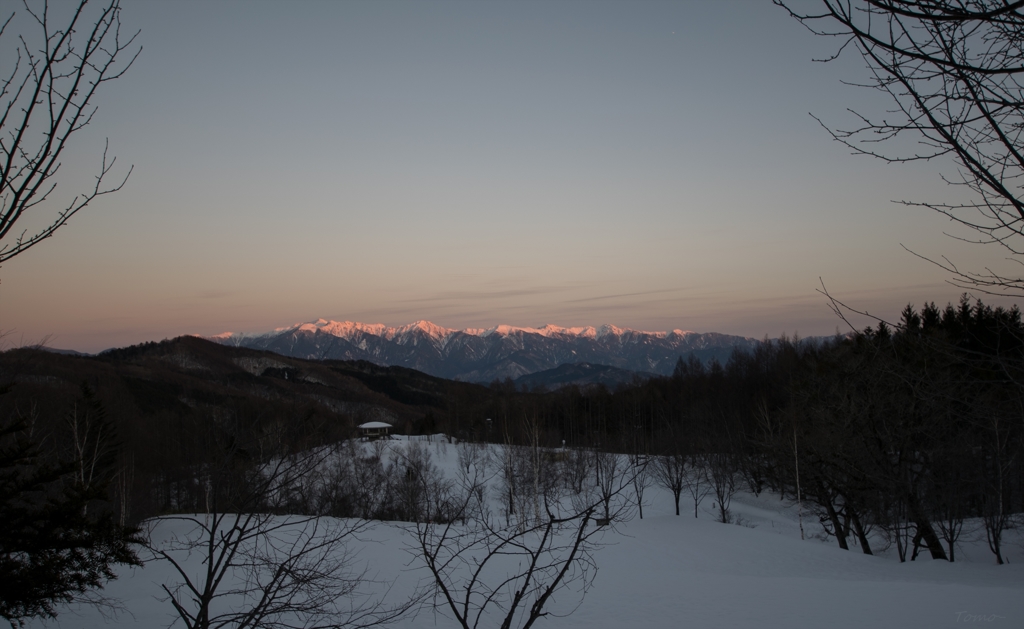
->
564;287;682;304
399;284;584;304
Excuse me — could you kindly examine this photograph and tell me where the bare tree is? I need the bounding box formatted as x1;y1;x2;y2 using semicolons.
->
411;452;634;629
498;430;524;527
684;453;713;519
389;441;452;523
454;439;493;525
496;417;559;529
622;413;653;519
653;427;713;519
627;451;652;519
779;0;1024;294
706;452;737;524
146;443;413;629
592;449;630;524
346;440;390;520
980;411;1016;564
413;503;597;629
653;442;688;516
0;0;139;264
561;445;592;497
61;384;115;497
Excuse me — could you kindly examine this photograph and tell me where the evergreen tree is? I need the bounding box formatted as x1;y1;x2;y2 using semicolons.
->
0;387;140;627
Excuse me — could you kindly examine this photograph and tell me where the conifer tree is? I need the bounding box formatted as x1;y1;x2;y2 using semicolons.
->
0;387;140;627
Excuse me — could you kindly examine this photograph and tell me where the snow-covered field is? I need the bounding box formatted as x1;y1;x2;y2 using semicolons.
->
33;437;1024;629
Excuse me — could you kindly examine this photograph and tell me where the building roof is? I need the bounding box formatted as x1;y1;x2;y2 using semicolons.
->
357;421;393;430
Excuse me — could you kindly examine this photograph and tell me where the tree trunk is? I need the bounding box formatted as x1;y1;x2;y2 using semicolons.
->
910;528;924;561
820;488;848;551
850;508;872;555
908;499;948;561
829;509;849;550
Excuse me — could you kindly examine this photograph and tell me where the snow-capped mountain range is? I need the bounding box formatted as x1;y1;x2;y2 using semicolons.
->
208;319;760;383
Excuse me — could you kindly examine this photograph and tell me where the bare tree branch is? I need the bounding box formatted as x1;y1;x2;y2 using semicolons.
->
0;0;139;264
779;1;1024;293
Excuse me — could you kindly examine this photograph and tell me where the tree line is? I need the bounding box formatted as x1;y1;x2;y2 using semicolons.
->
441;296;1023;565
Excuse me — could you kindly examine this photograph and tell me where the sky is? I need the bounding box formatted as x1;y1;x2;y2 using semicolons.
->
1;0;1018;353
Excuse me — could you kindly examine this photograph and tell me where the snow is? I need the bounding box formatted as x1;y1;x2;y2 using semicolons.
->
387;320;452;340
477;324;598;338
357;421;393;429
477;323;676;339
33;438;1024;629
292;320;389;337
211;320;709;344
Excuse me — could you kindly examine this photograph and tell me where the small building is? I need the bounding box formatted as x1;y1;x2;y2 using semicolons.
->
357;421;393;440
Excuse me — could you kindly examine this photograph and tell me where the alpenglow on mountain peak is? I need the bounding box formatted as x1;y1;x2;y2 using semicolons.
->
207;318;758;383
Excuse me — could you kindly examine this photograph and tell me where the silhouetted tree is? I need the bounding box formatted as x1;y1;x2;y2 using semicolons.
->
146;428;415;629
0;387;140;627
653;444;688;516
0;0;139;264
780;0;1024;294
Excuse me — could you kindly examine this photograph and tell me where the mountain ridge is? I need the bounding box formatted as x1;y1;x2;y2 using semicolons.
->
207;319;761;382
211;319;700;344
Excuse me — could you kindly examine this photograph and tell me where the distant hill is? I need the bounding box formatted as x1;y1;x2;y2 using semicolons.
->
209;319;760;382
38;346;92;356
0;336;517;523
0;336;489;439
513;362;657;390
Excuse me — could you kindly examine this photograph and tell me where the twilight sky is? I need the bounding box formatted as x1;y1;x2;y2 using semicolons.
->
1;0;1017;353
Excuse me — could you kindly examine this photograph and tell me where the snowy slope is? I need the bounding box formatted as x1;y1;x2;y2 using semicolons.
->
32;438;1024;629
